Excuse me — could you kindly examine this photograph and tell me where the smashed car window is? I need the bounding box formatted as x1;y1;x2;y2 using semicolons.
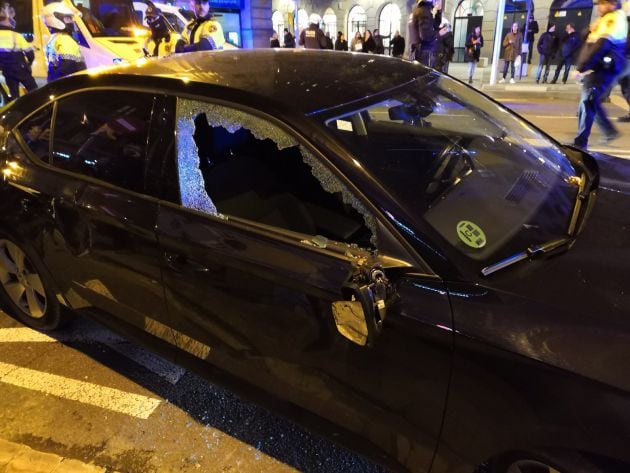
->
176;99;376;248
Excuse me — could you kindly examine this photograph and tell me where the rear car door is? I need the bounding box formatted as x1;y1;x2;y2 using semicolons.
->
10;90;170;330
154;98;454;472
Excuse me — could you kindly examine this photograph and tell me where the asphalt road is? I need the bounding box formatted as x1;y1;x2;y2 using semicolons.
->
0;311;384;472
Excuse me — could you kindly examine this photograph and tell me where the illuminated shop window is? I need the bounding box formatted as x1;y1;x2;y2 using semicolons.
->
378;3;402;53
347;5;366;37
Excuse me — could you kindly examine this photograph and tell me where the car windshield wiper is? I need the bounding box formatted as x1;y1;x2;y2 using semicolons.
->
482;173;590;276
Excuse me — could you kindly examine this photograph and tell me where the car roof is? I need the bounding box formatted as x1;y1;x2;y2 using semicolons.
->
85;49;430;116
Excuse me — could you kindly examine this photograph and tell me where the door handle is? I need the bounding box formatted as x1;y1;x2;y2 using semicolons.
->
164;252;209;273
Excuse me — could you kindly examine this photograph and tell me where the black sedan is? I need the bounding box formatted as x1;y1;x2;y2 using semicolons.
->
0;50;629;473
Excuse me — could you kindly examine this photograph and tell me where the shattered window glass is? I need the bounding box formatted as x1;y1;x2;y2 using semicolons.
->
176;98;376;248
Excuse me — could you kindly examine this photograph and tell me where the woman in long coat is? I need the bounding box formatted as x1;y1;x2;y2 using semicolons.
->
500;22;522;83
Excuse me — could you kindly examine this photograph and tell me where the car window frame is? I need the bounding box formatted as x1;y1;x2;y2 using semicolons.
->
11;87;166;203
161;94;435;276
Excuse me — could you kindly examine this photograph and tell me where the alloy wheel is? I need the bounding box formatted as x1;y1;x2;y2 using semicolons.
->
0;239;47;319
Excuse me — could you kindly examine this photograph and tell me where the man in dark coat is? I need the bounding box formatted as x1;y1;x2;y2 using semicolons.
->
523;14;539;64
391;30;405;58
408;0;442;67
435;19;454;73
535;23;558;83
573;0;627;148
551;23;581;84
283;28;295;48
299;22;327;49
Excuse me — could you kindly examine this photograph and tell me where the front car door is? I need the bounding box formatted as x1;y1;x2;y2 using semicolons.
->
154;98;453;472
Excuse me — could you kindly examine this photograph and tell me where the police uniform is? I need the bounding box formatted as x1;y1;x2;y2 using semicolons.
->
45;32;86;82
0;25;37;100
298;23;327;49
178;16;225;52
574;6;628;147
145;32;181;58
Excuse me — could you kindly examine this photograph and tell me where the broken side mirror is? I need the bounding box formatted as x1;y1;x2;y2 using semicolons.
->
331;266;389;347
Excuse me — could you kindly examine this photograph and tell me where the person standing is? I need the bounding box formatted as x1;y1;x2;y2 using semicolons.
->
42;2;86;82
465;25;483;84
270;31;280;47
523;14;539;64
143;6;181;58
408;0;442;67
499;22;522;83
334;31;348;51
324;31;333;49
373;28;389;54
299;22;327;49
176;0;225;53
362;30;376;53
391;30;405;58
283;28;295;48
550;23;581;84
435;19;454;73
350;31;363;52
0;2;36;100
573;0;627;148
535;23;558;84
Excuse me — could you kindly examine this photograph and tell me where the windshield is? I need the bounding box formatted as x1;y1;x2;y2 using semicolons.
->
322;72;579;265
74;0;140;37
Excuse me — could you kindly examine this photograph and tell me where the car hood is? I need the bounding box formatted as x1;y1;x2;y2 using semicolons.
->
448;153;630;393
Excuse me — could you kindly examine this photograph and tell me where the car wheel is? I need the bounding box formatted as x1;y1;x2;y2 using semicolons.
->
0;237;68;331
505;460;559;473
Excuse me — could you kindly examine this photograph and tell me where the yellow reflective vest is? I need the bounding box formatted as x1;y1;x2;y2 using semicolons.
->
145;32;182;58
45;33;86;81
181;17;225;51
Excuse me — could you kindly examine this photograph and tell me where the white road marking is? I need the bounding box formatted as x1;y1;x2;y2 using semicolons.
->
0;361;161;419
532;115;576;119
0;326;185;384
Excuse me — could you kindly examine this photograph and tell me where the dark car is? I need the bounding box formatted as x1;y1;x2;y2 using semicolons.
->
0;50;629;473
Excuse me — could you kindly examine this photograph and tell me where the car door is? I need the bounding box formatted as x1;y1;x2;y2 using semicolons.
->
155;98;453;472
36;90;170;330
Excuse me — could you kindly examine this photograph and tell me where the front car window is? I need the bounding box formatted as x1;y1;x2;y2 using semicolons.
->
322;72;578;267
73;0;141;37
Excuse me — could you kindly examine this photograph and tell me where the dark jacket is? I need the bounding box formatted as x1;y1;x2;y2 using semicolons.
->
270;38;280;48
299;24;327;49
283;32;295;48
524;19;539;43
362;36;376;53
537;30;558;57
391;34;405;57
0;26;34;79
334;39;348;51
561;31;581;60
465;32;484;61
408;7;441;66
374;33;388;54
435;31;454;69
324;35;333;50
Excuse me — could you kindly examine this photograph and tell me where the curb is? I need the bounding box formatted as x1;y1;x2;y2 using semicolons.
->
0;438;111;473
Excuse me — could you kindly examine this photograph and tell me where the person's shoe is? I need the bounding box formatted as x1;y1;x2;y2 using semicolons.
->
509;78;515;84
599;130;620;144
618;114;630;122
550;80;556;84
499;78;506;83
573;138;588;149
468;78;473;84
562;81;566;85
536;79;540;84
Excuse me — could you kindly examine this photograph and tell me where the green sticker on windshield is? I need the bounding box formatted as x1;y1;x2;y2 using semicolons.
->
457;221;486;249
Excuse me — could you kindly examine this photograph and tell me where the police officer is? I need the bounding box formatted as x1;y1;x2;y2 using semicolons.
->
0;2;36;101
573;0;627;148
407;0;442;67
176;0;224;53
143;6;180;58
42;2;86;82
299;22;327;49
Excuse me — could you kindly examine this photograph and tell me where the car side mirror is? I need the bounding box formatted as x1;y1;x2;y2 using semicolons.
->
331;267;389;347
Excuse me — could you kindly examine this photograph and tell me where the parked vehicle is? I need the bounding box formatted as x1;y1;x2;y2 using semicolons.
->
0;50;629;473
133;0;188;32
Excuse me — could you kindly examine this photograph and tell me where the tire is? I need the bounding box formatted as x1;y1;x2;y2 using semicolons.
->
0;236;69;331
489;450;606;473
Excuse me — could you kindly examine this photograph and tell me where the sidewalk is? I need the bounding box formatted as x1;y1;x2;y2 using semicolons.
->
0;438;110;473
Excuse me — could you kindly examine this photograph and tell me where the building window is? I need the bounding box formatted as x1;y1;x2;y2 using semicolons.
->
323;8;337;34
297;8;309;32
272;10;284;37
378;3;402;54
347;5;366;37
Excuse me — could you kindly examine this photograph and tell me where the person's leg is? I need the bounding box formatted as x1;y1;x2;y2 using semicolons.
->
562;59;572;84
502;60;508;79
594;74;619;139
535;55;545;82
20;75;38;93
542;56;551;83
527;44;533;64
510;60;515;79
468;60;475;82
551;59;564;83
5;76;19;101
574;74;598;147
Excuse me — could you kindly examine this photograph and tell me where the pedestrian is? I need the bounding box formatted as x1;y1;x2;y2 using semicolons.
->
465;25;483;84
499;22;522;83
283;28;295;48
523;14;539;64
535;23;558;84
299;22;327;49
270;31;280;48
391;30;405;58
573;0;627;148
324;31;333;49
435;19;454;73
362;30;376;53
0;2;36;100
42;2;86;82
408;0;442;67
334;31;348;51
143;6;181;58
613;26;630;121
176;0;225;53
373;28;389;54
551;23;581;84
350;31;363;52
